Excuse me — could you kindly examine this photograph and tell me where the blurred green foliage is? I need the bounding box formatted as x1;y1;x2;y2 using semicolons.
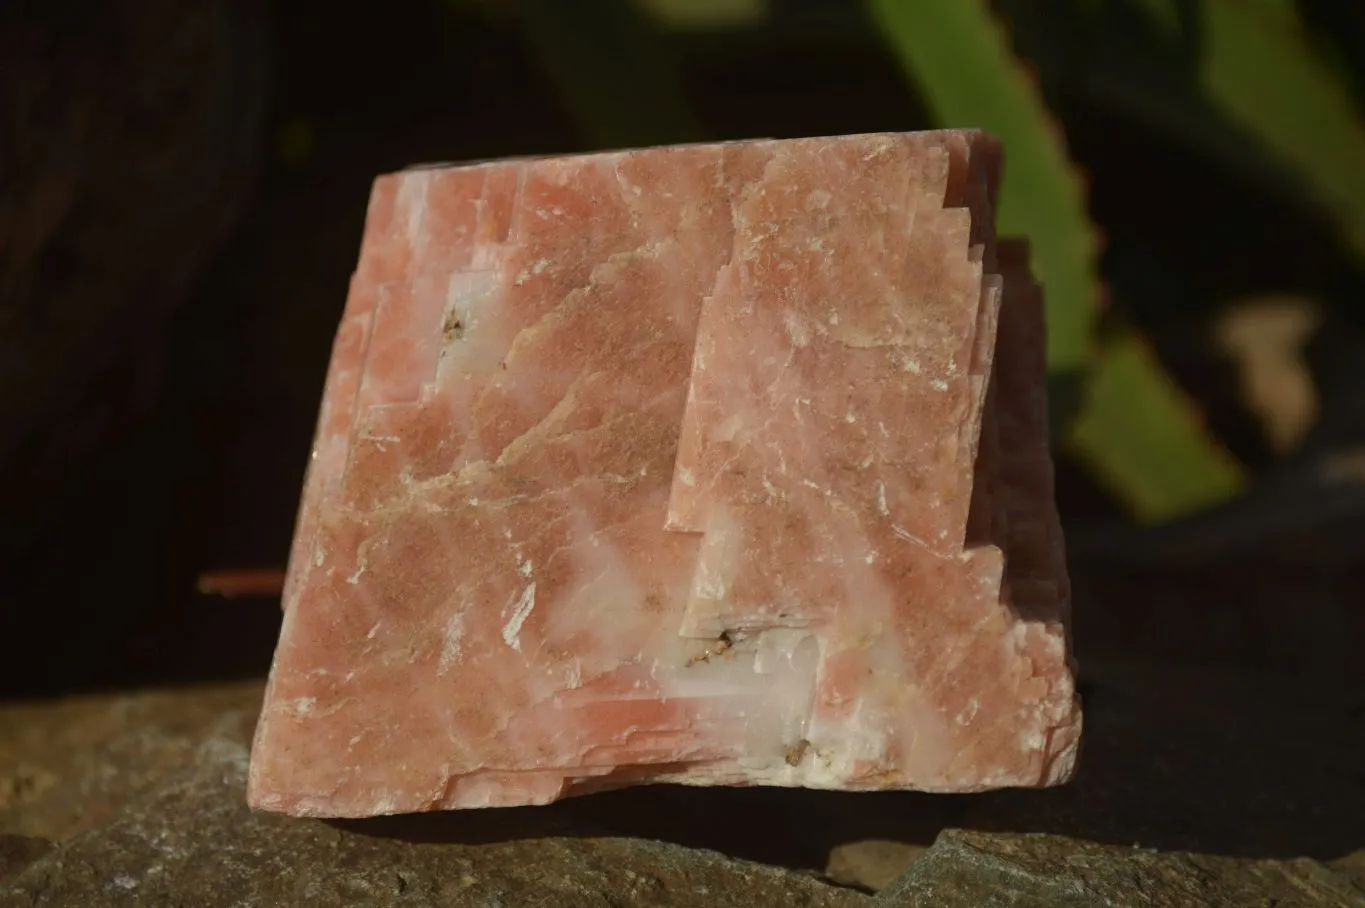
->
450;0;1365;524
867;0;1100;388
1072;333;1246;521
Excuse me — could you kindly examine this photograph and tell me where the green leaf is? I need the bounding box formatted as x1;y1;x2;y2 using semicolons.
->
999;0;1365;261
1071;331;1247;522
868;0;1245;519
507;0;704;149
1196;0;1365;258
866;0;1100;379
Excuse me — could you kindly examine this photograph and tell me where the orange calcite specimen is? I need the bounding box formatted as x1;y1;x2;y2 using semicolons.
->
248;131;1081;817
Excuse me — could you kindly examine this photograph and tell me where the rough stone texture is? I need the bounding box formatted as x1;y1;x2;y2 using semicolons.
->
0;836;52;884
826;840;926;893
251;130;1079;816
0;721;865;908
0;682;263;842
880;830;1365;907
1;663;1361;905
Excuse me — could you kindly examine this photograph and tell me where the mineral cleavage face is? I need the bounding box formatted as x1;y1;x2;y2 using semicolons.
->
248;130;1082;817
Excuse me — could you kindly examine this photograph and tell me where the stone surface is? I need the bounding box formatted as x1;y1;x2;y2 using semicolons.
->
0;682;264;842
825;840;926;892
879;829;1365;907
0;722;867;908
250;129;1079;816
0;836;52;884
1;662;1361;905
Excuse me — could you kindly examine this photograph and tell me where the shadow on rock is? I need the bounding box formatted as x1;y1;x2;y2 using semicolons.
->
335;661;1365;870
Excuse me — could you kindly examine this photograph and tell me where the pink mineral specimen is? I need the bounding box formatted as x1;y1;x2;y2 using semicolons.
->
248;130;1081;816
